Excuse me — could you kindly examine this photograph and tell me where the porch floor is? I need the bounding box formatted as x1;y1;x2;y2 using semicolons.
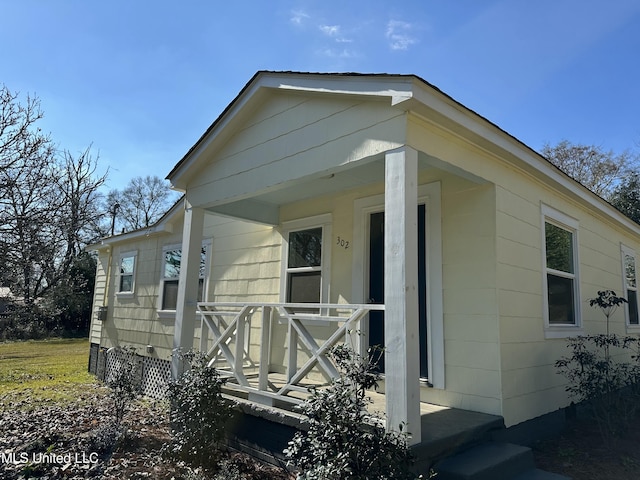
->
220;372;504;471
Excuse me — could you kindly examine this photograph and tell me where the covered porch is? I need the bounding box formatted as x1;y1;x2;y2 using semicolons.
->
166;73;499;445
193;299;504;467
172;146;444;445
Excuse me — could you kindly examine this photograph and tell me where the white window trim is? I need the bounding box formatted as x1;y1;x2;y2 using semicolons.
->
279;213;332;306
541;204;583;338
116;250;137;298
351;182;444;390
157;239;212;317
620;243;640;332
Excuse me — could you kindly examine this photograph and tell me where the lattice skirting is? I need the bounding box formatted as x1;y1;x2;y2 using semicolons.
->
96;347;171;400
139;356;172;399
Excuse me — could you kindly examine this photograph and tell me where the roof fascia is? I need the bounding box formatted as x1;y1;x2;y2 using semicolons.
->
261;72;415;104
86;197;184;251
167;72;264;190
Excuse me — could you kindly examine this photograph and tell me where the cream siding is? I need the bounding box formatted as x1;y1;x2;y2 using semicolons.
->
205;215;280;303
435;178;500;415
494;152;640;426
203;216;280;371
187;93;406;208
404;108;640;425
103;234;172;355
95;214;281;362
279;167;503;415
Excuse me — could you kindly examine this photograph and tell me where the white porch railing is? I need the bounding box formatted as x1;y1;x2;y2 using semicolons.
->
197;302;384;405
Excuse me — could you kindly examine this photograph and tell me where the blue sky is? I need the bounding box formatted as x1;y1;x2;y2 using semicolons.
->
2;0;640;191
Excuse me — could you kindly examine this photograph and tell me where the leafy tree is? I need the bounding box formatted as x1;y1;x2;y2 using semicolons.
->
556;291;640;443
541;140;634;199
588;289;627;337
107;175;179;233
610;171;640;224
46;252;97;334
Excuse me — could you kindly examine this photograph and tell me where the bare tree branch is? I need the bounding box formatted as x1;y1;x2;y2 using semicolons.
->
541;140;636;200
109;175;179;233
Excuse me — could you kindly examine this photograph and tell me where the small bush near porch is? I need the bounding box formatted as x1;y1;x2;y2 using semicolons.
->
285;344;416;479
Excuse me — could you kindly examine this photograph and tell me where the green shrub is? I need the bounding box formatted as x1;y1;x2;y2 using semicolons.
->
285;344;416;479
556;290;640;442
105;345;142;426
165;350;233;469
0;302;62;340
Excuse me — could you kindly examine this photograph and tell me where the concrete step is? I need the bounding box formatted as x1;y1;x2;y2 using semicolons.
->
434;442;535;480
513;468;571;480
411;407;505;467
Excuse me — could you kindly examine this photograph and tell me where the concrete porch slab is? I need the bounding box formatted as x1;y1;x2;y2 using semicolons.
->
226;390;505;475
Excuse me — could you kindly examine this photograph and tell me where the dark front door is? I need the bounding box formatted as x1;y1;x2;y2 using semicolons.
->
368;204;428;378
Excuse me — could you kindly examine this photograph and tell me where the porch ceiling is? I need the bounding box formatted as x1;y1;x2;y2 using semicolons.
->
204;151;488;225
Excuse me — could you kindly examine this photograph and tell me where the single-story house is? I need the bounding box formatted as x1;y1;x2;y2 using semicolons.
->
88;71;640;448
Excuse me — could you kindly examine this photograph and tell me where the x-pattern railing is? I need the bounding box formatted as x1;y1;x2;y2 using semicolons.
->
198;303;258;386
197;302;384;405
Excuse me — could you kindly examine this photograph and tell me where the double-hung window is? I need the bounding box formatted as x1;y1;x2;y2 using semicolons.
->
621;245;639;327
118;251;137;295
287;227;323;304
282;214;331;308
160;242;209;311
542;205;580;335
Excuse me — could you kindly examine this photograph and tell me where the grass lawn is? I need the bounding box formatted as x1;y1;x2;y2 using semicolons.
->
0;338;100;408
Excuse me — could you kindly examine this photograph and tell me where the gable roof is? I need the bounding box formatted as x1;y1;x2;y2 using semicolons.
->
167;71;419;186
165;71;640;236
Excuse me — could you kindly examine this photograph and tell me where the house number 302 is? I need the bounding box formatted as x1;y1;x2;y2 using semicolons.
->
336;236;350;249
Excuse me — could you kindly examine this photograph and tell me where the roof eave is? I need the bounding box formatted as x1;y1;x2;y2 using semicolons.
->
405;78;640;236
86;197;185;251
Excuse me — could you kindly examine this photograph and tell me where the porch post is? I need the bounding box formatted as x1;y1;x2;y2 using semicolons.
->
171;202;205;380
384;146;421;445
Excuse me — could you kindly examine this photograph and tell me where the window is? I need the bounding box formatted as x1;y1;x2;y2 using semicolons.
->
542;206;580;332
287;227;323;304
281;214;331;307
160;243;209;311
621;245;639;326
118;252;137;294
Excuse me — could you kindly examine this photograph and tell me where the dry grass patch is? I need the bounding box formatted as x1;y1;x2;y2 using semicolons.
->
0;338;102;408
